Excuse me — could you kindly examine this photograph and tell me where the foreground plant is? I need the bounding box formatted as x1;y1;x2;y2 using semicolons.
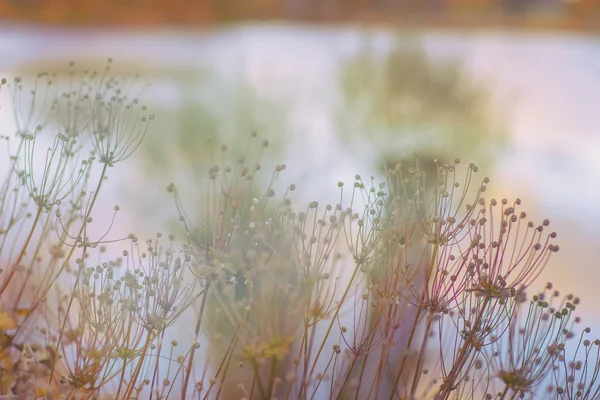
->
0;65;596;400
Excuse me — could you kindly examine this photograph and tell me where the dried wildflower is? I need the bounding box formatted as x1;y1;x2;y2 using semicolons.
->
22;129;90;211
385;159;487;317
55;196;124;250
135;237;196;332
552;327;600;399
381;159;487;398
339;290;384;358
467;198;558;299
170;134;311;399
488;284;578;397
82;67;152;167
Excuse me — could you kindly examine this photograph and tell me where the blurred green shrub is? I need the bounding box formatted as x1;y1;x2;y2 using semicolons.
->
337;32;506;172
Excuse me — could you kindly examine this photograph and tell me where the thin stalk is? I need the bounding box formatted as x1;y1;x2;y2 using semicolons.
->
303;260;363;396
122;333;155;400
353;353;371;400
308;352;337;400
410;316;434;395
47;162;108;295
284;326;308;400
210;311;246;400
0;205;43;294
48;162;108;384
389;240;439;400
252;358;267;399
388;306;423;400
182;283;210;399
366;346;386;400
437;296;491;399
267;357;277;399
114;358;128;400
335;354;359;400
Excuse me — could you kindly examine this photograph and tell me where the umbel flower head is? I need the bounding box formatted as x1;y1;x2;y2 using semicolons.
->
552;326;600;399
390;158;488;314
7;72;92;212
22;127;90;211
82;69;153;167
466;198;559;299
487;283;579;397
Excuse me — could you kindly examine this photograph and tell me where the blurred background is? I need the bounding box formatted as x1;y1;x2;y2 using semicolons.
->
1;0;600;369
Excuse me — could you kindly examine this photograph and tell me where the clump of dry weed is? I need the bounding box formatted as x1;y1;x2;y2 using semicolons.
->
0;64;597;400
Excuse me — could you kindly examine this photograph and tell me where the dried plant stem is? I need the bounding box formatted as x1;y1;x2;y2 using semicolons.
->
387;245;440;399
115;358;129;399
353;352;371;400
308;351;336;400
211;312;246;400
123;333;155;399
338;323;380;399
410;315;434;395
388;305;423;400
267;356;277;399
148;330;166;400
302;260;363;398
499;385;509;400
367;347;388;399
388;240;439;399
335;354;359;400
56;162;108;277
284;326;308;400
48;162;108;385
181;283;210;399
437;296;491;399
297;292;320;400
251;358;267;399
0;205;42;295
